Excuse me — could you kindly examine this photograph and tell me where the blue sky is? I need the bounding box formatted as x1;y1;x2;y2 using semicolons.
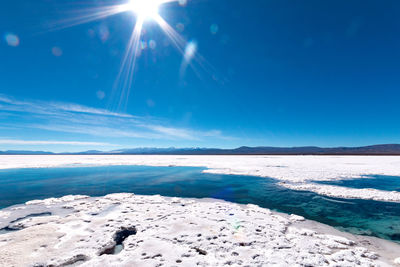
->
1;0;400;152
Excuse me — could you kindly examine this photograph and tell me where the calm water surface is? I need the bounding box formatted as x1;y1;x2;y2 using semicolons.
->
0;165;399;242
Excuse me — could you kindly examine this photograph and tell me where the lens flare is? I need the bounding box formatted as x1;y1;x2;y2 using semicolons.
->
4;33;20;47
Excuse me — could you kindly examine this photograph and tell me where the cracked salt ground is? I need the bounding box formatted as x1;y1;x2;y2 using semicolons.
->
0;194;399;266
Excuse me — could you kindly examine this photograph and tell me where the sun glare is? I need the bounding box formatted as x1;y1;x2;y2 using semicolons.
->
127;0;161;20
52;0;200;108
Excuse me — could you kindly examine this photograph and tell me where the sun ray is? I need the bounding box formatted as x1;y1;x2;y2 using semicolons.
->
43;0;219;110
154;14;219;82
46;5;128;32
154;14;187;54
113;17;144;110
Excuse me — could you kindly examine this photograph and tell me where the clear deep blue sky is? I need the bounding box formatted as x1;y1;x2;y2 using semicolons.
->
1;0;400;152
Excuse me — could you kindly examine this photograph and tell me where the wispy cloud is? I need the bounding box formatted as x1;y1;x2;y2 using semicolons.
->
48;103;134;118
140;124;197;140
0;94;229;142
31;124;163;139
0;94;133;118
0;139;116;146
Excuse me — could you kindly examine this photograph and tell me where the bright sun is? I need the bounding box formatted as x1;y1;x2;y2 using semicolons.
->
127;0;161;20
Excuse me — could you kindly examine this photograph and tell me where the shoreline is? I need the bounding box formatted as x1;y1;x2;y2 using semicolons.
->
0;193;399;266
1;155;400;203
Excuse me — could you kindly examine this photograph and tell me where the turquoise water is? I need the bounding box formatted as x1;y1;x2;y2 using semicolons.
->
0;165;399;242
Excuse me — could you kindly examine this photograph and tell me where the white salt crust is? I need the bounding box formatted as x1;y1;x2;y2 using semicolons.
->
281;183;400;203
0;194;399;266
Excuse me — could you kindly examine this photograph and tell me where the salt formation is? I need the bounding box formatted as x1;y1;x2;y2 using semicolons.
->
281;183;400;203
0;193;399;266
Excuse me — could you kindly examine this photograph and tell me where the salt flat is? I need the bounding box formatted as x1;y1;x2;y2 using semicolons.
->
1;155;400;202
0;193;399;267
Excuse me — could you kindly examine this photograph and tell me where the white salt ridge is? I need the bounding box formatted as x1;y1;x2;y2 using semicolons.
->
0;194;399;266
26;195;89;206
0;211;10;219
282;183;400;203
1;155;400;202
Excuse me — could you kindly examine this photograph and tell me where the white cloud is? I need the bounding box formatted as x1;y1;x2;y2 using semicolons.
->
0;94;132;118
48;103;133;118
0;94;230;142
32;124;163;139
0;139;116;146
141;124;197;140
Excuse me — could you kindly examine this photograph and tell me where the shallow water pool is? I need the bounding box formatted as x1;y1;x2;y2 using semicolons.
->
0;165;399;242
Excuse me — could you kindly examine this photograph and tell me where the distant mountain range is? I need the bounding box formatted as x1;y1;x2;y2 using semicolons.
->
2;144;400;155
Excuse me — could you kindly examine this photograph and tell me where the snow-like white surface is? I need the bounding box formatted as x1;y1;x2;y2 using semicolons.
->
0;194;399;266
282;183;400;203
1;155;400;202
25;195;89;206
1;155;400;182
